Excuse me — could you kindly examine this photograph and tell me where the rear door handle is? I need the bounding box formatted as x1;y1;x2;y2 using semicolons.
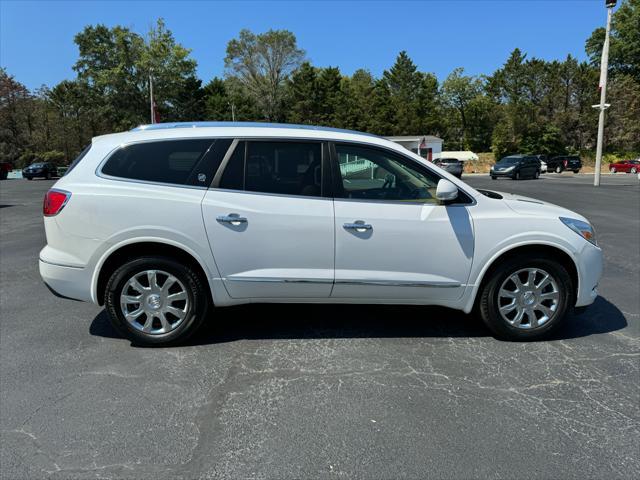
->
343;221;372;233
217;213;247;226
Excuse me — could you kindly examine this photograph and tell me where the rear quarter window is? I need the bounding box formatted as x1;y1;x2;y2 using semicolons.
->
101;139;231;187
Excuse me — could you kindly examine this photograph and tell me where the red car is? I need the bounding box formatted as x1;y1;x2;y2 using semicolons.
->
0;161;13;180
609;159;639;174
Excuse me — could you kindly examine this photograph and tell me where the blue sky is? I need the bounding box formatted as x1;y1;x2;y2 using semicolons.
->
1;0;608;90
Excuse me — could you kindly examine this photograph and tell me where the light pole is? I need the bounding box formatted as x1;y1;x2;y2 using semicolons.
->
593;0;616;186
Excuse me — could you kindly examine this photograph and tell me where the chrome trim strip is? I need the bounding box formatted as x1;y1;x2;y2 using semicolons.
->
226;277;333;284
335;279;461;288
38;257;84;269
225;277;460;288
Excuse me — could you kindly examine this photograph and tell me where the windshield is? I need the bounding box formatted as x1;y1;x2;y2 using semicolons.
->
30;163;45;168
497;157;520;165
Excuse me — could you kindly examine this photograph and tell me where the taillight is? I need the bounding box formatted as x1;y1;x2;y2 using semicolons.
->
43;189;71;216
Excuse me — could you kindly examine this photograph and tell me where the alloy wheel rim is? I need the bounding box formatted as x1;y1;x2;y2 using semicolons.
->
120;269;189;335
497;268;560;329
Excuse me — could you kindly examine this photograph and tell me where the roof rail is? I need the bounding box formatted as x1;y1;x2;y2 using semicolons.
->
130;121;379;137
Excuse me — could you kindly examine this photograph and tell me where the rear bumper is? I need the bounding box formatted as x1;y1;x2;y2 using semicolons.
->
39;258;93;302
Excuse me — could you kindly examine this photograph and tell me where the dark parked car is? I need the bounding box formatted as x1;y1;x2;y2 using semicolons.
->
22;162;58;180
609;159;639;174
433;157;463;178
547;155;582;174
490;155;540;180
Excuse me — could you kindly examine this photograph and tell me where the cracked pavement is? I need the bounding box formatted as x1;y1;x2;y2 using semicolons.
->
1;174;638;479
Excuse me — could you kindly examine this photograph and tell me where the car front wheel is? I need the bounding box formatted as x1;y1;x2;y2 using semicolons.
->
631;168;638;174
478;256;573;341
104;256;209;346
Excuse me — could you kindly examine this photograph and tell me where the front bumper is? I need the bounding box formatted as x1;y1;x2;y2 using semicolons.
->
574;242;603;307
490;169;515;177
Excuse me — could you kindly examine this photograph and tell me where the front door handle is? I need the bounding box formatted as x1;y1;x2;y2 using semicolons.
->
217;213;247;226
343;221;372;233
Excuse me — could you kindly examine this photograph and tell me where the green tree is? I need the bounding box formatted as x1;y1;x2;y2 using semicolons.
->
377;51;439;135
225;29;305;121
0;69;32;162
316;67;342;126
441;67;483;148
73;19;198;129
335;69;376;132
286;62;320;124
606;74;640;152
586;0;640;81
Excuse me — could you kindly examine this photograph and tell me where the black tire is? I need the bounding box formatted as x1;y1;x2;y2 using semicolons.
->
555;166;562;174
477;255;573;341
0;171;7;180
535;170;540;179
514;171;520;180
631;168;637;174
26;176;32;180
491;176;497;180
610;167;616;173
104;256;210;346
573;170;579;174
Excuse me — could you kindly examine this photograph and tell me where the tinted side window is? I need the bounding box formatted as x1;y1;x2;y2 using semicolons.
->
335;143;440;203
185;138;232;186
102;139;214;186
219;141;323;197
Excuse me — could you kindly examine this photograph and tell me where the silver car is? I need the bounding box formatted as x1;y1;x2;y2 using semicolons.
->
434;158;463;178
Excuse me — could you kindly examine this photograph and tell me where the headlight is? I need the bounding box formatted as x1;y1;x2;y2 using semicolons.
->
560;217;597;245
504;166;515;172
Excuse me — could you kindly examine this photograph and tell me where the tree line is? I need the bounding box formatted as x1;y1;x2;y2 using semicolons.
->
1;0;638;168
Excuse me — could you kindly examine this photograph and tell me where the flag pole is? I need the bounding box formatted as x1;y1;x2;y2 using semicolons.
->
149;73;155;124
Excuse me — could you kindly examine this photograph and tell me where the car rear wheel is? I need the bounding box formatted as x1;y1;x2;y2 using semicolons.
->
104;256;209;346
478;256;573;341
610;167;616;173
555;166;562;173
631;167;638;174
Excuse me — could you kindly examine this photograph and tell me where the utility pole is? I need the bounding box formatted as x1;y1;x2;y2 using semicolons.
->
593;0;616;186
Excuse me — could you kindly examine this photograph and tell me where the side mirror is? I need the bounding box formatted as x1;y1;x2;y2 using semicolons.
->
436;179;458;203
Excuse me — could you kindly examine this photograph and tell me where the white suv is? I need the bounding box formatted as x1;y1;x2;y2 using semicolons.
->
40;123;602;345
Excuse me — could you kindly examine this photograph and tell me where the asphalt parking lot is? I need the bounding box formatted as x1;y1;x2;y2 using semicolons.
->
1;174;638;479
